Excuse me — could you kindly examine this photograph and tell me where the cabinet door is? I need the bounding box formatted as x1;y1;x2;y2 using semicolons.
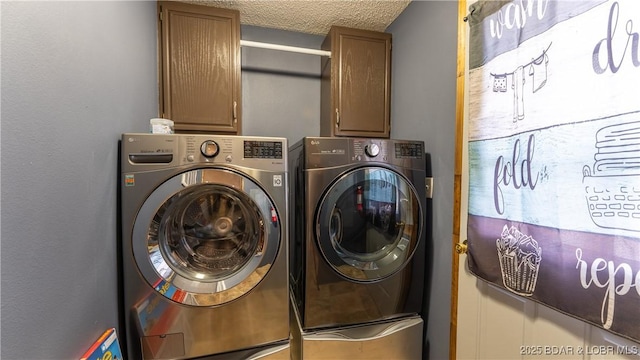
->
321;27;391;138
159;1;241;134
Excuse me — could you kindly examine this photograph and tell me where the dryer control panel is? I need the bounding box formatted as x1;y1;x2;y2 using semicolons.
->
394;142;423;159
301;137;424;169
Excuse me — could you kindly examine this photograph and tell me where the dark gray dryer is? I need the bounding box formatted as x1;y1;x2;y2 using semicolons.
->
289;137;427;330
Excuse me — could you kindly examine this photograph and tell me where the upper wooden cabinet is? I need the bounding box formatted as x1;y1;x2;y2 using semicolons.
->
320;26;392;138
158;1;241;134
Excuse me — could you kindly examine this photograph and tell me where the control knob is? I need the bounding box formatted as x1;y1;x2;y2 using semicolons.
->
364;143;380;157
200;140;219;158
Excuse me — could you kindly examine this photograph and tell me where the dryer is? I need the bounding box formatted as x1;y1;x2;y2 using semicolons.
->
289;137;426;331
120;133;289;359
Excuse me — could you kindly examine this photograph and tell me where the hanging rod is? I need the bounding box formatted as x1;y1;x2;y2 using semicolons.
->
240;40;331;57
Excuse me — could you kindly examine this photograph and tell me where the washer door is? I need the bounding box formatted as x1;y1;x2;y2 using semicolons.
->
132;168;280;306
316;167;422;282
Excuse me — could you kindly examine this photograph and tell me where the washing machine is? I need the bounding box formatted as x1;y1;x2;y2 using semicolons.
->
120;133;290;360
289;137;426;331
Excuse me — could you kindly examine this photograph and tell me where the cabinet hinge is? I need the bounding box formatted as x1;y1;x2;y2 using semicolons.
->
159;11;163;21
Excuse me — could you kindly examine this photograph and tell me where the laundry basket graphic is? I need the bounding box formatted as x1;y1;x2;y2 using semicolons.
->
496;225;542;296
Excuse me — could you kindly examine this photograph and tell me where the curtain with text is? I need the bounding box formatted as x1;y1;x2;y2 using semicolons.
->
467;0;640;342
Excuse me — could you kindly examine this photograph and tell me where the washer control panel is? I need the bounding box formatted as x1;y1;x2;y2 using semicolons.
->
243;140;283;159
121;133;286;172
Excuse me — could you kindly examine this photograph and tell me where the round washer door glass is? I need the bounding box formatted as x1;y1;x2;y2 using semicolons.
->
316;167;422;282
132;168;280;306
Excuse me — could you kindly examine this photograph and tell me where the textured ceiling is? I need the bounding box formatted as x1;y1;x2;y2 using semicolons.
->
183;0;412;35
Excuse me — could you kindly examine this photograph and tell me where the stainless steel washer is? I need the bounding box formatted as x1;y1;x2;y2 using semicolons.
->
120;133;289;359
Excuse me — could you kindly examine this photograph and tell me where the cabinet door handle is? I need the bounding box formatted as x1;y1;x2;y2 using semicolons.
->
233;101;238;124
335;108;340;127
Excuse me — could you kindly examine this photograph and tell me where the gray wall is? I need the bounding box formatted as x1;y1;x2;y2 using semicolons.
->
387;1;459;359
0;7;321;360
1;1;157;359
241;25;323;144
1;1;457;359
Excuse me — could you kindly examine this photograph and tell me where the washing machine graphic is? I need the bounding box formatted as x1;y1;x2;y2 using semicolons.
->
120;133;289;360
289;137;427;331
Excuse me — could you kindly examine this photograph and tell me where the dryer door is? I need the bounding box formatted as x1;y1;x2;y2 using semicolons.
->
316;167;422;282
132;168;280;306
